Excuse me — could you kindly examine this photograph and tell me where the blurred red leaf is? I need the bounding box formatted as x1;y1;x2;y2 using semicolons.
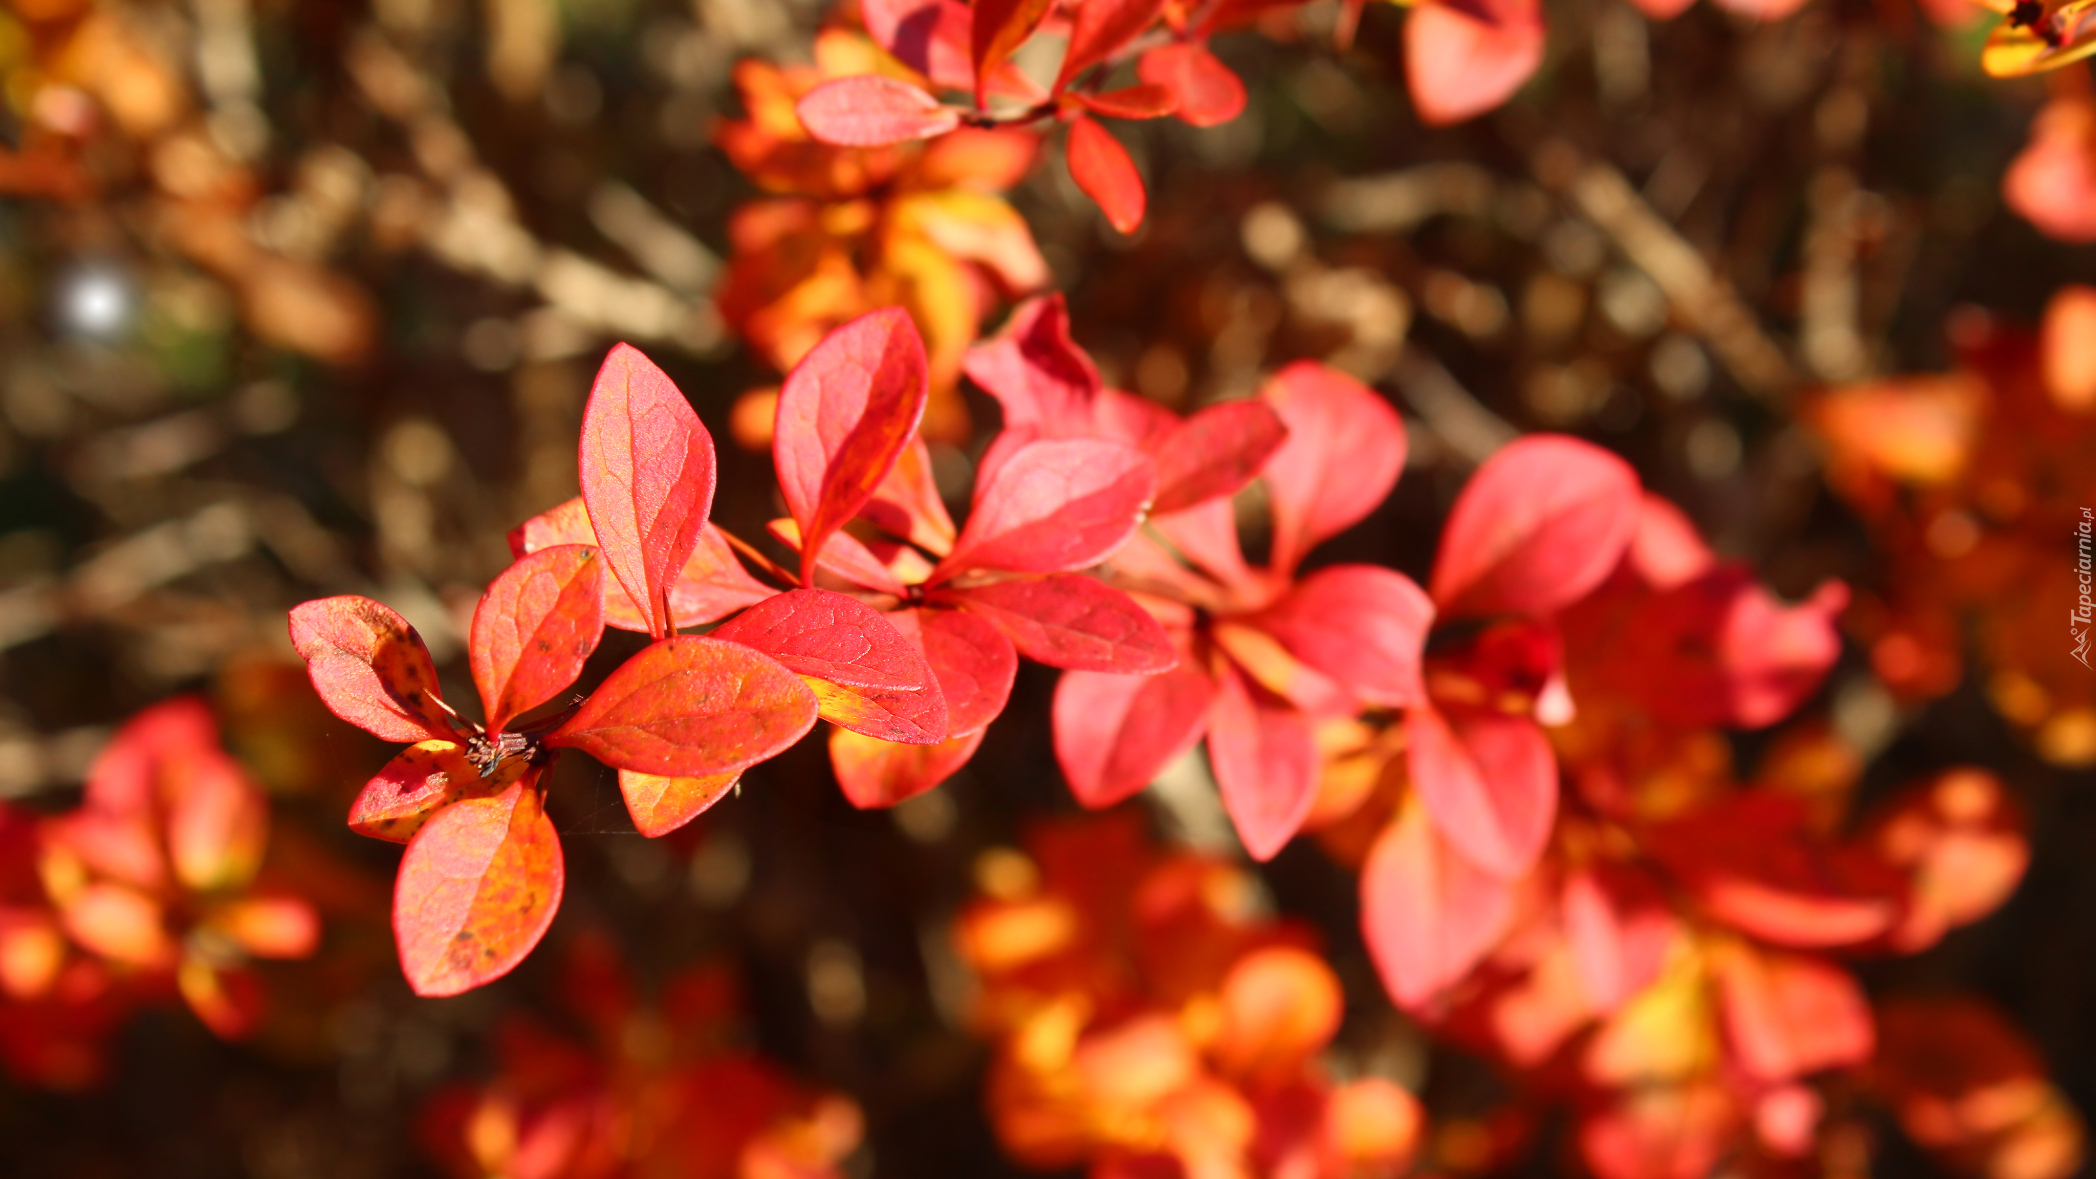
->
774;305;931;586
393;777;563;997
710;588;935;692
1209;665;1318;861
165;753;268;892
797;76;961;147
1407;702;1556;878
1074;84;1178;120
2005;95;2096;243
1137;44;1247;128
936;438;1156;577
864;0;977;90
939;575;1175;671
1652;794;1901;948
469;544;606;731
1620;567;1848;728
1431;434;1641;619
548;637;819;777
1362;798;1519;1010
617;769;741;837
579;343;718;639
288;596;456;743
1561;868;1678;1013
830;725;986;807
1403;0;1546;127
1713;942;1874;1081
1150;400;1288;515
1054;0;1170;93
1065;115;1147;234
972;0;1056;106
1054;663;1216;807
1259;363;1407;574
1253;565;1434;708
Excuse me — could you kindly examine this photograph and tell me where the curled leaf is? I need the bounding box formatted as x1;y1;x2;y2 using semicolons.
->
288;596;455;744
349;741;523;843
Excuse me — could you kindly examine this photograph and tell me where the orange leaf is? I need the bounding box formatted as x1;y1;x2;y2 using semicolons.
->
549;637;819;777
617;769;741;837
1065;115;1146;235
829;725;986;807
393;777;563;997
350;741;524;843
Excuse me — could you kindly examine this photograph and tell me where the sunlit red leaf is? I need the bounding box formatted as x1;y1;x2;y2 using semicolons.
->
393;777;563;997
910;607;1018;733
1403;0;1546;126
972;0;1056;106
938;576;1175;671
1054;663;1216;807
1054;0;1170;93
1253;565;1433;708
288;596;456;744
804;676;950;744
797;75;960;146
469;544;606;731
1209;665;1318;861
512;500;773;631
349;741;522;843
1430;434;1641;618
578;343;717;638
1074;84;1178;120
964;294;1102;442
710;588;935;691
1137;43;1247;128
617;769;741;837
830;725;986;807
549;637;819;777
937;438;1156;577
774;308;931;584
1712;941;1874;1081
1259;363;1407;574
1362;798;1519;1010
1065;115;1147;235
1407;702;1556;879
1149;400;1288;515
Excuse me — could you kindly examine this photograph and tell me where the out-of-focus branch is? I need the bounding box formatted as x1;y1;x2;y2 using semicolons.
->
1389;346;1518;466
1532;140;1803;403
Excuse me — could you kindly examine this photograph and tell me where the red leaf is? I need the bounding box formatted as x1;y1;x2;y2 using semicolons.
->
1259;363;1407;574
349;741;520;843
1430;434;1641;619
863;0;976;90
796;76;960;146
470;544;606;731
709;588;934;691
1137;43;1246;127
1054;0;1170;93
512;500;772;631
1406;702;1556;879
963;294;1102;441
804;676;950;745
1403;0;1546;127
288;596;456;744
1362;798;1519;1010
393;777;562;997
1074;83;1178;120
1561;867;1679;1013
1208;665;1318;861
863;437;958;557
937;438;1156;577
938;576;1175;671
548;637;818;777
1152;498;1256;588
1065;115;1147;235
1253;565;1434;708
617;769;740;837
1713;942;1875;1081
903;607;1017;734
1650;794;1901;948
1054;664;1215;807
578;343;717;638
971;0;1056;107
767;518;913;596
1622;569;1848;729
831;725;986;808
82;697;219;815
774;307;931;586
1150;400;1288;515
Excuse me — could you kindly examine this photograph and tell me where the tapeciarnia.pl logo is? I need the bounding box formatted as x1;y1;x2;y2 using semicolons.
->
2077;507;2093;670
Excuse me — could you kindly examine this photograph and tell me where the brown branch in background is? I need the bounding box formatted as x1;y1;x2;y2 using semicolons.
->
1389;346;1519;466
1532;140;1803;404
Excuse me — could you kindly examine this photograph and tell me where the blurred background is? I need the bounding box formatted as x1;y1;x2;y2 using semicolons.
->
1;0;2094;1174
